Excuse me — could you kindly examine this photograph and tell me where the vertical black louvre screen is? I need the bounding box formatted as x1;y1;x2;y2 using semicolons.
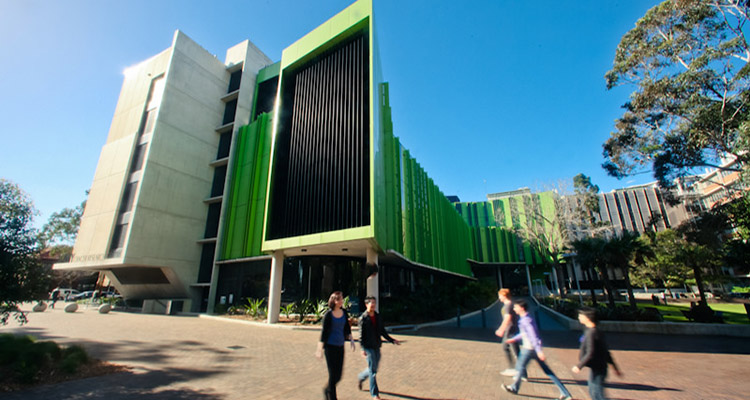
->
268;33;369;239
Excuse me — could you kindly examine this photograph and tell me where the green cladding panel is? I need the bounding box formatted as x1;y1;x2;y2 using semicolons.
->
220;113;272;260
455;197;560;268
372;83;473;277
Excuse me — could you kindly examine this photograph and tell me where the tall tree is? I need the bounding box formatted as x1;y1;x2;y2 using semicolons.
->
603;0;750;190
637;230;691;292
512;191;571;296
603;231;652;309
571;236;608;307
0;179;50;325
572;173;602;228
40;198;85;247
39;194;86;265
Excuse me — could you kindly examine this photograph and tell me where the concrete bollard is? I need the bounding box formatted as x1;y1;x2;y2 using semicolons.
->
64;303;78;313
98;304;112;314
32;302;48;312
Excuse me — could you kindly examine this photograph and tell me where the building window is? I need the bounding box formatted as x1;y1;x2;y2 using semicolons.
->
147;76;165;110
228;69;242;93
223;99;238;125
211;165;227;198
217;132;231;160
204;203;222;239
130;144;147;172
140;109;157;136
119;182;138;213
197;243;216;283
107;223;129;258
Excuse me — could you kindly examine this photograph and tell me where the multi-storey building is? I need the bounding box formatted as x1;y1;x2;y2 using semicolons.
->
56;0;477;318
597;182;692;235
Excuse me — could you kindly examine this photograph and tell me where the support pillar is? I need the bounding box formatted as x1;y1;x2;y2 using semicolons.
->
551;266;561;296
267;251;285;324
572;262;583;304
525;264;534;297
366;247;379;312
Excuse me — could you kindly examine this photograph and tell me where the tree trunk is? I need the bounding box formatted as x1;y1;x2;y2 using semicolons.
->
623;267;637;309
587;268;598;306
693;265;708;304
599;266;616;308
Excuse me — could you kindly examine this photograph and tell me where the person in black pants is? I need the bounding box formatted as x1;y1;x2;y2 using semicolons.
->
572;307;622;400
316;291;355;400
357;296;400;400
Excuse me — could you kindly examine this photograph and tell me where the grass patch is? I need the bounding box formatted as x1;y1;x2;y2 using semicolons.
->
634;302;750;324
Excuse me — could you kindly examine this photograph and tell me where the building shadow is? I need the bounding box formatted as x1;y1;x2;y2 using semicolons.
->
2;367;226;400
378;391;465;400
526;377;681;393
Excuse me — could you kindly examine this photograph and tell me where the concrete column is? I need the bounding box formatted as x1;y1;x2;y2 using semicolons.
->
525;264;534;297
551;267;561;296
206;261;222;314
267;251;285;324
366;247;379;312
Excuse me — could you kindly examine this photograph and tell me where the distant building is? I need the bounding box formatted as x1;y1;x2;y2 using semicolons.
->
597;182;692;235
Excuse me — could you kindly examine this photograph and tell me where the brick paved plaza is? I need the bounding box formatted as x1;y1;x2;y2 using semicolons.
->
2;304;749;399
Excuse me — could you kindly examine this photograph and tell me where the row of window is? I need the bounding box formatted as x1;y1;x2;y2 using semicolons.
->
197;67;243;283
107;75;164;258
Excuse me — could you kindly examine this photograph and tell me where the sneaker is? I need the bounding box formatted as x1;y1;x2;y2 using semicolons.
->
558;395;572;400
358;378;365;391
501;368;516;376
502;384;518;394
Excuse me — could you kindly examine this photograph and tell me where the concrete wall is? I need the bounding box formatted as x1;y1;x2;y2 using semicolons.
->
71;49;172;264
535;300;750;338
125;31;235;298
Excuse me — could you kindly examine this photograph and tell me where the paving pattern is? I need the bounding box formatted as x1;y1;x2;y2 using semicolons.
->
2;303;749;400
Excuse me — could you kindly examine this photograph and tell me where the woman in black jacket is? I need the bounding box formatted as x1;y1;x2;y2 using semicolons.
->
357;296;400;400
316;291;355;400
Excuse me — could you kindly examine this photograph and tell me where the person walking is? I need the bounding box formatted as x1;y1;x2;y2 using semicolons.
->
502;299;572;400
494;288;523;377
357;296;400;400
572;307;622;400
316;291;355;400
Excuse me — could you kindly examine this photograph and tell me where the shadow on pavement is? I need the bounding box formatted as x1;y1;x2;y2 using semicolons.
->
2;367;226;400
378;391;464;400
527;377;682;393
402;324;750;356
5;327;250;365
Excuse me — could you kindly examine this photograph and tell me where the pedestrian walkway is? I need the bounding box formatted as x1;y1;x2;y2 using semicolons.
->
2;304;749;399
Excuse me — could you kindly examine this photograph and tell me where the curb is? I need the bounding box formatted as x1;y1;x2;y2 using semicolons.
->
387;300;500;332
532;298;750;337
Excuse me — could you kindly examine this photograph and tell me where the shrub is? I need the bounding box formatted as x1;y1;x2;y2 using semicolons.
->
59;345;88;374
293;299;314;323
244;298;266;319
281;303;295;320
0;334;90;384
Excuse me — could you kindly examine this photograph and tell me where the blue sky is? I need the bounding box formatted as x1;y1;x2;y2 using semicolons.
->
0;0;662;228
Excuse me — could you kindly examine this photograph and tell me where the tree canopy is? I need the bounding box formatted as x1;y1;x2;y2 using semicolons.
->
603;0;750;189
0;179;50;325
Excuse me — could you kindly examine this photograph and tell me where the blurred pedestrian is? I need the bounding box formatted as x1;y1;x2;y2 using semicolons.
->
357;296;400;400
502;299;571;400
494;289;524;378
316;291;355;400
572;307;622;400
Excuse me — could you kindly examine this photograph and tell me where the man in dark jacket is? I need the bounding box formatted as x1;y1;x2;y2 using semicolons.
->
572;307;622;400
357;296;400;400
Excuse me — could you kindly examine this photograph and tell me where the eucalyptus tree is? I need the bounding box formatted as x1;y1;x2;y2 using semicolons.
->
603;0;750;191
0;179;50;325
